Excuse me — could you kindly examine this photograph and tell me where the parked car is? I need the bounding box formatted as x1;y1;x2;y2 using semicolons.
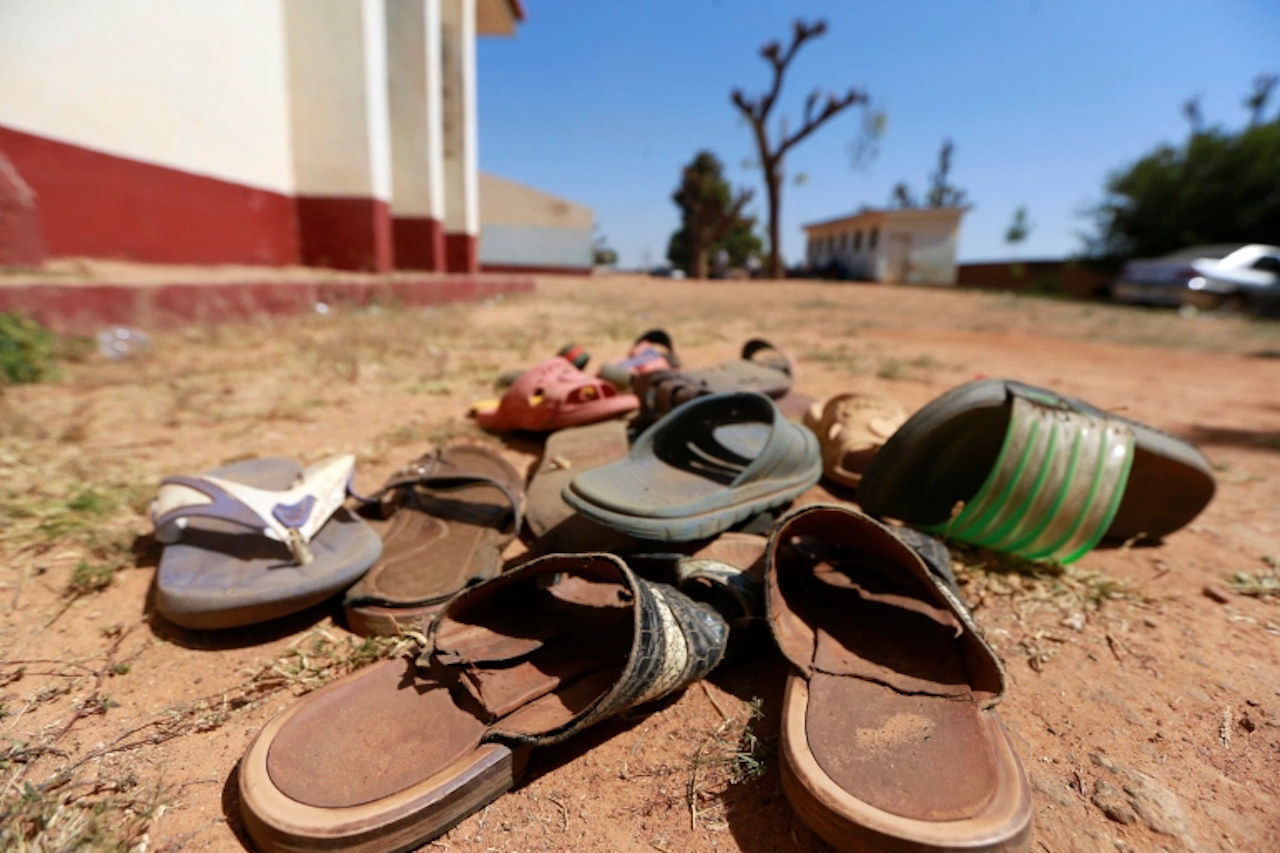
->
1185;244;1280;313
649;265;686;279
1111;245;1242;307
1112;244;1280;313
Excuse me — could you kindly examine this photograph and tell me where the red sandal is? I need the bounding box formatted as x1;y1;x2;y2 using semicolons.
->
470;357;638;432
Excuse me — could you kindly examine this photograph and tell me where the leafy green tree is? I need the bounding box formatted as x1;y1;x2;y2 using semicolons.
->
666;151;760;278
592;228;618;267
1005;206;1033;253
1086;119;1280;260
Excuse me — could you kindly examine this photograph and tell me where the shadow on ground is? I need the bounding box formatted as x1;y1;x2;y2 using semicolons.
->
1187;425;1280;453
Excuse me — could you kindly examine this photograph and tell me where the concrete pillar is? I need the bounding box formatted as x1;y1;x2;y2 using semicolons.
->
386;0;446;271
284;0;394;271
440;0;479;273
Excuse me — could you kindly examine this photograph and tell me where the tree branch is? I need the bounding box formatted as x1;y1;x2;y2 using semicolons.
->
777;88;868;158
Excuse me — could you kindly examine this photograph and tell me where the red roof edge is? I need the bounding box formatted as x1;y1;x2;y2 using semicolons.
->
508;0;526;22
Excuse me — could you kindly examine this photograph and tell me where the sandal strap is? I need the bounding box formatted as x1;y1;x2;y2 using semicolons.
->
673;556;764;623
371;449;524;540
922;394;1135;564
634;369;709;421
151;454;356;565
633;328;678;367
741;338;792;377
422;553;728;747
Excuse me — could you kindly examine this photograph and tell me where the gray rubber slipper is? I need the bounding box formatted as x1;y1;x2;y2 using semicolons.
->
690;338;793;398
858;378;1216;563
153;457;382;630
563;392;821;542
524;419;639;554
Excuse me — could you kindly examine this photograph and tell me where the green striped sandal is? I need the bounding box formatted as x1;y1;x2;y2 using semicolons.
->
857;379;1215;564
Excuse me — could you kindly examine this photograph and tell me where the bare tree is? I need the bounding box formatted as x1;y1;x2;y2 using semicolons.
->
889;182;917;210
889;138;967;209
731;19;869;278
926;138;968;208
1244;73;1279;126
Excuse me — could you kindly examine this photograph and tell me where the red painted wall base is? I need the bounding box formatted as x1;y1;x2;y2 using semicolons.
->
0;125;299;265
0;274;535;333
0;151;45;266
296;196;394;272
392;217;446;271
444;232;479;273
480;262;592;276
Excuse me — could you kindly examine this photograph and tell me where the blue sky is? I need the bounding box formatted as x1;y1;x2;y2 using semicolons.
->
477;1;1279;268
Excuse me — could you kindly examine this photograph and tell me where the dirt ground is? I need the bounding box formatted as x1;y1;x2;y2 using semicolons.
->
2;273;1278;853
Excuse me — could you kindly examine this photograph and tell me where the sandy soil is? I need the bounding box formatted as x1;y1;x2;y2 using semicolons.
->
2;273;1278;853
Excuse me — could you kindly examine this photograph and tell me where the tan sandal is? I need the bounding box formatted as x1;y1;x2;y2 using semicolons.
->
803;392;906;488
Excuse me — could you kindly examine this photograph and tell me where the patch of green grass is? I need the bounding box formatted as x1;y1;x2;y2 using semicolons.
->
65;562;115;598
802;343;866;375
876;357;907;380
0;313;58;384
876;354;940;381
908;354;940;370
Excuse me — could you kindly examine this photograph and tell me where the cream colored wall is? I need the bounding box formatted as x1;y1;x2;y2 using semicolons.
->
893;219;961;284
480;173;593;228
0;0;295;193
441;0;479;234
386;0;445;218
284;0;392;199
805;212;961;283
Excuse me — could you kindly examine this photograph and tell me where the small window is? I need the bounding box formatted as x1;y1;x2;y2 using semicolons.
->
853;231;863;252
839;233;848;251
869;228;879;250
1252;255;1280;274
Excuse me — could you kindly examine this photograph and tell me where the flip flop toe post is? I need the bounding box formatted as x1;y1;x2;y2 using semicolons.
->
152;455;381;630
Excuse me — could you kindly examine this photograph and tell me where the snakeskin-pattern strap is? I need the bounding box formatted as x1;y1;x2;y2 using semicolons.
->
422;553;729;748
673;557;764;623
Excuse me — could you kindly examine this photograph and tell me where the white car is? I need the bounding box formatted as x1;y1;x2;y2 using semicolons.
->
1185;244;1280;312
1112;244;1280;313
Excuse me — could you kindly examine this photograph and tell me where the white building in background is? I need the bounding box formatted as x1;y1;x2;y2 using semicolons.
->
803;207;966;284
0;0;592;275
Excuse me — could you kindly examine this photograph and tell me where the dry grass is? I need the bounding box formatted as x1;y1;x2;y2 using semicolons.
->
0;626;413;851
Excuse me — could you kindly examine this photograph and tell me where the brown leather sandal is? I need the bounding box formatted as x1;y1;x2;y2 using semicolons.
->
240;552;730;853
342;445;524;637
766;504;1032;853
